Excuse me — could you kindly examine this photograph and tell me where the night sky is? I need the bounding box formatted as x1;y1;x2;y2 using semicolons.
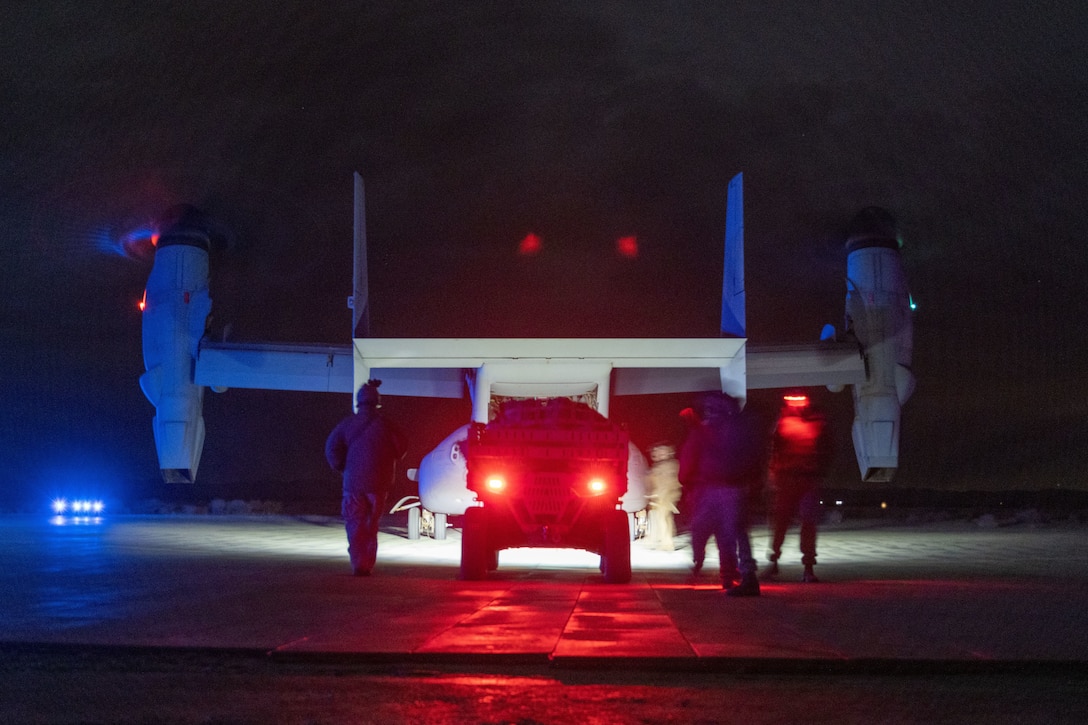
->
3;2;1086;507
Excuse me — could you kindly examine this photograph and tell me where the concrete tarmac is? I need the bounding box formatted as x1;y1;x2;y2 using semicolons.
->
2;513;1087;671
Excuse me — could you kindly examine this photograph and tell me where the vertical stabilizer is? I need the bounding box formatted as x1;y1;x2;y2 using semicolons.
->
352;172;370;339
720;172;746;337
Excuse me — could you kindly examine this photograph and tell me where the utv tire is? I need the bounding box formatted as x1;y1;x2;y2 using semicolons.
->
601;509;632;584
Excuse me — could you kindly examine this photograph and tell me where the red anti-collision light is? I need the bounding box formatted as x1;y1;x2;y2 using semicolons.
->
518;233;542;256
486;476;506;493
784;394;809;408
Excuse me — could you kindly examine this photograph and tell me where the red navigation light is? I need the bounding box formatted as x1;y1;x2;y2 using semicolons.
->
138;289;147;312
518;233;542;256
616;235;638;258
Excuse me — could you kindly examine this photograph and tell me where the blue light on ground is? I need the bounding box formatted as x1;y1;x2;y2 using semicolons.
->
50;498;105;525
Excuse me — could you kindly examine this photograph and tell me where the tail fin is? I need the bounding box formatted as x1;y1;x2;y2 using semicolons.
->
352;172;370;338
720;172;746;337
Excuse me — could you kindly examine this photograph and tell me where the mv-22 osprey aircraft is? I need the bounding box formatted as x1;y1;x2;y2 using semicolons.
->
140;172;914;581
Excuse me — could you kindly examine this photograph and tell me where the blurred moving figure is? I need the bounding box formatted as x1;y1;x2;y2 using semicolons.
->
765;392;833;583
647;443;682;551
680;393;766;596
326;380;407;576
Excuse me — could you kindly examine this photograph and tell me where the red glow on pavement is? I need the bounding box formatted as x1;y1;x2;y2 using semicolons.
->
779;415;819;444
616;235;638;258
518;233;542;256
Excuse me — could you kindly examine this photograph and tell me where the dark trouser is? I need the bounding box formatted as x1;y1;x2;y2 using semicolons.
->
768;479;820;567
343;492;385;573
691;485;757;583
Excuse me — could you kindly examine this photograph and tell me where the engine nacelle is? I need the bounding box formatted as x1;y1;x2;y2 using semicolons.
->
139;206;213;483
843;207;915;482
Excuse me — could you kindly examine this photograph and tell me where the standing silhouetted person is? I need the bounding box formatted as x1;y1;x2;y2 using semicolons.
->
326;379;407;576
679;392;766;596
764;392;832;583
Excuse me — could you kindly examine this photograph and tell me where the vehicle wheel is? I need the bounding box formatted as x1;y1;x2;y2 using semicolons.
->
602;509;632;584
407;506;420;540
460;507;489;580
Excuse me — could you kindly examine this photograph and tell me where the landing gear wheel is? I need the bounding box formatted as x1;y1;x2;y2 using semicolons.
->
460;507;490;580
407;506;421;540
601;509;632;584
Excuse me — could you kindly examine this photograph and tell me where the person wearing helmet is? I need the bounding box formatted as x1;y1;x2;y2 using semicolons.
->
679;392;766;596
764;392;833;583
325;379;408;576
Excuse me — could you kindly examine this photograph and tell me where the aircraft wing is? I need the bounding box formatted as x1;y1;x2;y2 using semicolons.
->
193;338;863;397
195;341;354;393
194;337;864;396
746;342;865;390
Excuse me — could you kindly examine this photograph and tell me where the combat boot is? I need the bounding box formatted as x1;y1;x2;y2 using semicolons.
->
725;572;760;597
801;565;819;583
762;561;779;579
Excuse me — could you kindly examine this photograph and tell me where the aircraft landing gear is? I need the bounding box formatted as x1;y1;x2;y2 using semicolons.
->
392;496;446;540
